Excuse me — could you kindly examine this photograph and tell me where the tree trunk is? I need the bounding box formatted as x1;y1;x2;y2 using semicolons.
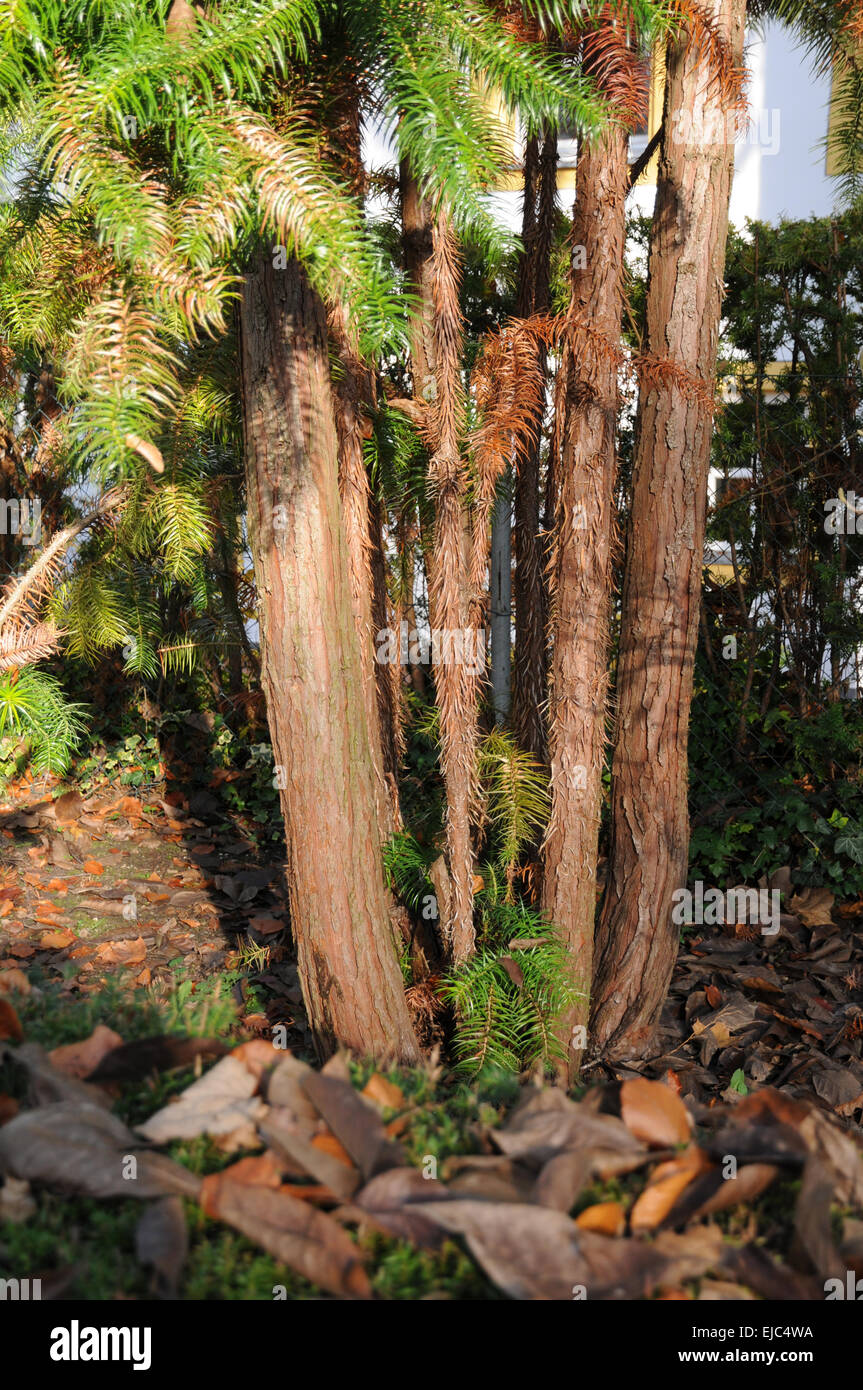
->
331;320;401;839
400;170;478;962
591;0;747;1060
426;214;478;965
239;250;419;1064
512;132;556;762
490;478;512;724
542;125;628;1082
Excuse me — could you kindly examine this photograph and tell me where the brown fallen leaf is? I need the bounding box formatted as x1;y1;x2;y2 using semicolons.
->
361;1074;405;1112
686;1162;779;1221
85;1035;229;1084
260;1109;361;1200
302;1072;404;1181
96;937;147;967
232;1039;280;1082
412;1200;667;1300
0;1101;201;1200
789;885;835;927
200;1178;372;1299
135;1054;267;1145
794;1157;846;1283
82;859;105;876
630;1150;711;1232
495;1087;643;1164
200;1151;284;1206
343;1166;455;1248
48;1024;123;1080
574;1201;626;1236
247;915;286;936
312;1130;355;1167
52;790;83;823
40;929;76;950
0;967;30;996
620;1077;693;1148
2;1041;113;1109
135;1195;188;1298
0;998;24;1041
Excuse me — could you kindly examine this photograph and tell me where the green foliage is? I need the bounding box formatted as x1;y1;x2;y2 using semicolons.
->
0;666;86;776
444;886;576;1077
476;726;549;884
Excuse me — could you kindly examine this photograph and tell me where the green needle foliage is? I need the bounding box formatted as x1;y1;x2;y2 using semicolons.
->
0;666;86;775
443;887;576;1076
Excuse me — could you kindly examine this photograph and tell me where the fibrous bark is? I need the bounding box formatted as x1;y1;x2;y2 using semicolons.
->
591;0;748;1060
239;251;419;1063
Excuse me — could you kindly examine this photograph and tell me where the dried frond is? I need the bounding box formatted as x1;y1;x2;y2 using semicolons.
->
581;15;651;129
662;0;748;113
428;212;466;460
0;488;126;632
0;621;63;671
467;316;547;591
636;350;716;408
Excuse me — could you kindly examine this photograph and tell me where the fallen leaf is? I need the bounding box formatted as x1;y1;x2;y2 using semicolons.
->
201;1179;371;1299
48;1024;123;1080
794;1158;845;1282
620;1077;693;1148
135;1195;188;1297
687;1163;779;1221
201;1151;284;1200
247;915;285;936
40;929;76;950
82;859;105;876
312;1130;355;1167
52;790;83;823
361;1074;405;1112
630;1150;710;1232
85;1036;229;1084
259;1109;361;1201
135;1054;267;1144
96;937;147;967
789;885;835;928
0;968;30;996
0;1101;201;1199
413;1200;667;1300
1;1042;113;1108
302;1072;404;1181
0;998;23;1041
574;1201;626;1236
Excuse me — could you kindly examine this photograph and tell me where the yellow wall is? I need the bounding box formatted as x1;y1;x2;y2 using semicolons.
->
492;43;665;194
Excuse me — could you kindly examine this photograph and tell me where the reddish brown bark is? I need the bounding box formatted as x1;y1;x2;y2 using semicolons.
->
239;251;419;1064
591;0;748;1060
400;172;478;963
512;132;556;763
331;322;401;839
542;125;628;1082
